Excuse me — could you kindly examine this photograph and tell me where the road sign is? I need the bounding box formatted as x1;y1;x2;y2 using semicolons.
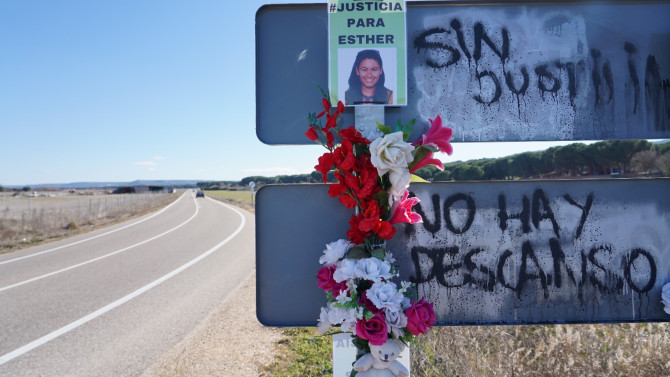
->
256;179;670;326
256;1;670;145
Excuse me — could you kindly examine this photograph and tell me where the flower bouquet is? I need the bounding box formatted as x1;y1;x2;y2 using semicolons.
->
306;87;454;371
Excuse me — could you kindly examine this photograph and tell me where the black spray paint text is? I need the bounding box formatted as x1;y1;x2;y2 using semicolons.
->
406;190;657;300
412;18;669;131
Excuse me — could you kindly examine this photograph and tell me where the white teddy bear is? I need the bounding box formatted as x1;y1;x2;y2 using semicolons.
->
352;339;409;377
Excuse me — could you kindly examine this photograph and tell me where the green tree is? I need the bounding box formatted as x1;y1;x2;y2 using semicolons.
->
508;152;538;178
553;143;588;176
651;141;670;155
453;164;484;181
432;170;452;182
481;158;508;180
413;165;442;181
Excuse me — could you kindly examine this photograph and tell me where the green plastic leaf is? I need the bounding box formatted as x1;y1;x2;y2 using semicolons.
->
410;174;429;183
347;246;371;260
401;119;416;141
315;82;330;102
377;122;393;135
421;144;440;152
371;248;386;260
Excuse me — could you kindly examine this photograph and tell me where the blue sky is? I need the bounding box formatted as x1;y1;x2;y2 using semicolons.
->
0;1;578;186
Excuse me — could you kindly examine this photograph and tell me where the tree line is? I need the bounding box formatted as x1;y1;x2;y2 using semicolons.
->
197;140;670;189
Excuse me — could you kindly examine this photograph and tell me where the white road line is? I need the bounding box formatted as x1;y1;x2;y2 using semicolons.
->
0;192;188;266
0;194;199;293
0;198;246;367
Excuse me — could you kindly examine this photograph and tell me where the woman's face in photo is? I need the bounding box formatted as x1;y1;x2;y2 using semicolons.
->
356;58;382;89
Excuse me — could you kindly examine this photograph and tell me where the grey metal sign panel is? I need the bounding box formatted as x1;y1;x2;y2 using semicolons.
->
256;179;670;326
256;1;670;145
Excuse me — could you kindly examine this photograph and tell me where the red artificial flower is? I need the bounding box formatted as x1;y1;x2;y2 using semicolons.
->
328;181;348;198
347;213;367;245
323;127;335;149
404;298;436;335
337;100;345;114
315;153;334;183
355;312;388;346
338;193;358;209
339;126;371;145
413;115;453;155
390;190;423;225
377;220;396;240
357;200;396;241
317;97;331;118
336;143;356;172
305;127;319;142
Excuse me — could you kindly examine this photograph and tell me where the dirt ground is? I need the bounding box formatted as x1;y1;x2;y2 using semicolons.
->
140;271;283;377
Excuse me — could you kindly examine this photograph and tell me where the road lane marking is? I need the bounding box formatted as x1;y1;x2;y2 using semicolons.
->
0;194;199;293
0;192;188;266
0;198;246;367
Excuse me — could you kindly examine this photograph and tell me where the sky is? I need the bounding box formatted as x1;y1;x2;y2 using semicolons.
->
0;1;583;187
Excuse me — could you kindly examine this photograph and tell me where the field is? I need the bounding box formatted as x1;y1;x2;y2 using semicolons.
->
205;190;255;212
0;191;177;252
264;322;670;376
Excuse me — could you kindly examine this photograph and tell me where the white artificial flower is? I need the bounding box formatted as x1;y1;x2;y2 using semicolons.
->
354;258;392;282
401;297;411;310
399;281;412;294
367;281;404;312
385;308;408;338
333;259;357;282
335;290;352;305
662;282;670;315
384;250;396;265
317;307;332;333
340;308;360;333
346;279;358;294
388;168;411;200
319;239;353;266
369;131;414;177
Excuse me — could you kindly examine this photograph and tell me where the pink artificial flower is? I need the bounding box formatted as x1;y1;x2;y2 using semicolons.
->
390;190;423;225
413;115;453;155
355;312;388;346
409;150;444;173
404;298;436;335
317;265;347;295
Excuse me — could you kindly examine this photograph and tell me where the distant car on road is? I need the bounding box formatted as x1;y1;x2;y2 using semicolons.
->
196;190;205;198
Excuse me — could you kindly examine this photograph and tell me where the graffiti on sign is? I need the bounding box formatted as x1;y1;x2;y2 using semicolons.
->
409;5;670;141
391;180;670;324
255;2;670;144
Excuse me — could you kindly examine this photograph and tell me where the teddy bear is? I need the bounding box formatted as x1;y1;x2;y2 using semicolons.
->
352;339;409;377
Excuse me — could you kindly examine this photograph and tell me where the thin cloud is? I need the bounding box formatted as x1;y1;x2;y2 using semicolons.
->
133;161;157;167
241;167;304;175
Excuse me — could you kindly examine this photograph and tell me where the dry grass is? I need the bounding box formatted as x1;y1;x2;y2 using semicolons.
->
412;323;670;376
205;190;255;213
0;191;178;252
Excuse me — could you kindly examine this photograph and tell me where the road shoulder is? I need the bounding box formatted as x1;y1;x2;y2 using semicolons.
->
140;270;282;377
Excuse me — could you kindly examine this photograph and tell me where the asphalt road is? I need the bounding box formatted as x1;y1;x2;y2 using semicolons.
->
0;191;255;376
